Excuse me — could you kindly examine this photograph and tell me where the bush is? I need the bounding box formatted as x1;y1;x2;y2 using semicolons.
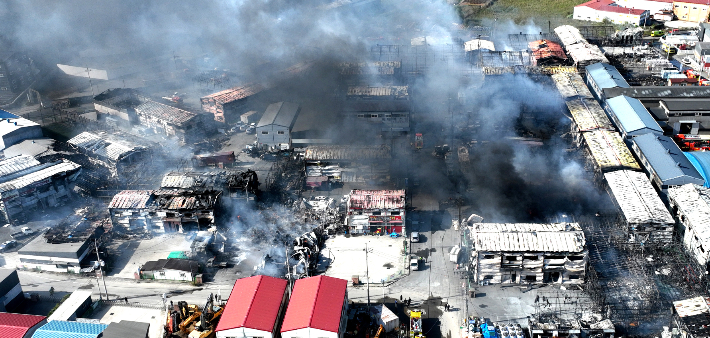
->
47;294;72;317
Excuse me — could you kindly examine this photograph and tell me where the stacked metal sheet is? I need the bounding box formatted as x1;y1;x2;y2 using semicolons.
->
582;130;640;172
470;222;585;253
552;73;594;100
565;98;614;132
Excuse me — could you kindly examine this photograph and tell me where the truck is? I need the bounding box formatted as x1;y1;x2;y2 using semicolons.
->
414;133;423;150
409;310;425;338
11;227;34;239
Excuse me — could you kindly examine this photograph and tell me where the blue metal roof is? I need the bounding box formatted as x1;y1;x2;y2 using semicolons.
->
0;109;18;119
685;152;710;188
32;321;107;338
586;63;630;90
633;134;704;186
606;95;663;137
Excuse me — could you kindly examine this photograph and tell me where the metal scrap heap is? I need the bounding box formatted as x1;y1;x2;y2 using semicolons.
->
289;228;325;279
226;169;259;198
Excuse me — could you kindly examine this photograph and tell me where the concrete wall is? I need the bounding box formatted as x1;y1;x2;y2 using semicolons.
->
0;125;42;150
257;124;290;149
674;1;709;22
574;6;649;25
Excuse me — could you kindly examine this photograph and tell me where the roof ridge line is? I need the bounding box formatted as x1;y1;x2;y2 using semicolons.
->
244;275;264;327
308;276;323;328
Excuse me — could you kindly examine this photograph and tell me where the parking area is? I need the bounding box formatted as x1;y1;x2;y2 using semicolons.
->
322;234;406;284
108;233;193;279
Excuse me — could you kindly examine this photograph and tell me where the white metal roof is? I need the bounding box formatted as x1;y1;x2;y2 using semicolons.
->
552;73;594;100
673;296;710;318
0;154;40;176
464;39;495;52
68;132;146;162
0;160;81;193
604;170;674;226
0;115;40;138
668;184;710;244
566;98;614;131
47;290;93;322
583;130;640;171
470;223;585;253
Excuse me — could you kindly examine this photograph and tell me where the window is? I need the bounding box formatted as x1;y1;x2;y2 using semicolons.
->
505;256;518;262
483;254;495;259
278;131;285;134
525;275;537;282
261;131;268;134
523;255;538;261
483;275;494;279
372;211;381;216
569;275;580;280
179;272;186;277
568;256;584;261
159;271;165;276
391;211;400;215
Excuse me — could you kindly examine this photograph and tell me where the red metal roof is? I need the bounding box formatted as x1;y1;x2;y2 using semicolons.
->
529;40;567;61
281;276;348;333
0;312;46;338
202;84;265;104
349;190;406;210
576;0;647;15
216;275;288;333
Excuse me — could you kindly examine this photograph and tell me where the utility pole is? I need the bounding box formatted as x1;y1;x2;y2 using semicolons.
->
365;243;371;311
95;239;109;300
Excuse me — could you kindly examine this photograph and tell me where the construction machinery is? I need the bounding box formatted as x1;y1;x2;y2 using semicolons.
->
374;325;384;338
165;294;225;338
409;310;425;338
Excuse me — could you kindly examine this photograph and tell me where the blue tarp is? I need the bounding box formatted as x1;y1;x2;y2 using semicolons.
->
685;151;710;188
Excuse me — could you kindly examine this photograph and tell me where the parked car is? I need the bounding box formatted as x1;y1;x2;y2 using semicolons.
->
651;30;665;37
410;256;419;271
411;231;420;243
246;125;256;134
0;240;17;251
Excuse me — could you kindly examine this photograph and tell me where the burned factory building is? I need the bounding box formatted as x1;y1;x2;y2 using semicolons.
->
342;86;410;134
201;83;265;123
346;189;405;235
0;154;81;223
67;131;149;177
469;223;587;285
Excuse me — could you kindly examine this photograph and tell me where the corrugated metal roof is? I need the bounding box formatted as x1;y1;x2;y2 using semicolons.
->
606;96;663;136
257;102;300;128
603;86;710;99
554;25;586;47
673;296;710;318
685;152;710;188
339;62;401;75
0;160;80;193
464;39;495;52
470;223;585;252
202;83;264;104
566;98;614;131
216;275;288;332
347;86;409;98
160;174;195;189
552;73;594;100
0;114;40;139
633;134;704;186
349;190;405;209
134;100;196;126
583;130;641;171
0;312;46;338
586;63;630;90
668;184;710;244
68;132;147;162
281;276;347;333
108;190;152;209
33;320;107;338
304;145;390;161
604;170;674;225
0;154;40;176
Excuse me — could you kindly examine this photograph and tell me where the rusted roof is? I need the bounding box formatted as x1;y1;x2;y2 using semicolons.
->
529;40;567;61
108;190;152;209
202;83;265;104
134;100;197;126
349;190;405;209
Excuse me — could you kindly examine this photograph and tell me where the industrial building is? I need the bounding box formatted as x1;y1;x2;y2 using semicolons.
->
604;95;663;140
215;275;288;338
47;290;93;322
528;40;567;66
93;88;141;124
0;50;39;105
585;63;630;101
108;188;222;233
338;61;402;81
346;190;405;235
604;170;675;243
581;130;641;173
0;312;46;338
0;269;24;312
17;234;92;273
632;134;704;190
201;84;265;123
140;258;199;282
573;0;650;26
468;223;587;285
0;155;81;223
660;99;710;134
565;98;615;145
280;276;348;338
615;0;673;14
67;131;149;176
256;102;301;150
554;26;609;68
31;320;108;338
0;110;42;151
304;145;391;162
668;184;710;271
673;0;710;22
671;297;710;338
686;152;710;187
552;73;594;101
343;86;410;133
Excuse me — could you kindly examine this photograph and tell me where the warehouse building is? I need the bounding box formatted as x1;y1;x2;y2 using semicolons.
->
140;258;199;282
47;290;92;322
574;0;650;26
668;184;710;271
281;276;348;338
565;99;615;145
686;152;710;188
17;235;92;273
585;63;630;101
31;320;107;338
338;61;402;82
0;269;24;312
0;110;42;151
671;297;710;338
67;131;149;176
216;275;289;338
673;0;710;22
616;0;673;14
552;73;594;101
0;155;81;223
581;130;641;174
201;84;264;123
347;190;405;235
0;312;46;338
256;102;301;150
468;223;587;285
632;134;704;190
605;170;675;243
343;86;410;134
554;26;609;68
93;88;140;124
604;95;663;140
134;99;209;142
660;99;710;134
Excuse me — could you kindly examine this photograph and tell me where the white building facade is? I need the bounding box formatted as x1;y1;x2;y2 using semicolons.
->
574;0;651;25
